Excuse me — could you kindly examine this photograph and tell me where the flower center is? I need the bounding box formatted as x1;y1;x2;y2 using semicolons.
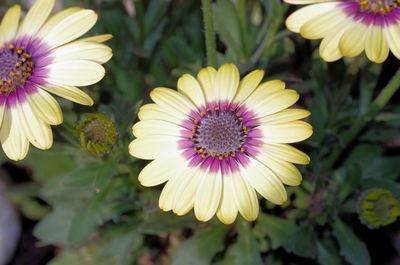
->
356;0;400;14
191;108;247;158
0;44;35;95
83;119;108;144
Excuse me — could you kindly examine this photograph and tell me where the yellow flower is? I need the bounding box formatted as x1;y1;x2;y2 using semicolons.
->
0;0;112;160
129;64;313;224
284;0;400;63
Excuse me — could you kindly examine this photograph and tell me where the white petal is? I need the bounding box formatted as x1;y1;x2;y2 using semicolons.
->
300;8;345;39
365;23;389;63
385;24;400;59
45;60;105;87
259;109;311;124
0;101;5;127
17;0;54;37
159;167;189;211
339;20;368;57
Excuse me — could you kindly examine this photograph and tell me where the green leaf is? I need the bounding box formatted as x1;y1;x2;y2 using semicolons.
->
293;222;316;258
140;211;197;235
361;178;400;196
95;157;118;190
338;164;362;202
256;213;296;252
316;240;342;265
226;219;263;265
61;167;98;187
332;218;371;265
171;225;230;265
34;206;76;245
68;205;98;244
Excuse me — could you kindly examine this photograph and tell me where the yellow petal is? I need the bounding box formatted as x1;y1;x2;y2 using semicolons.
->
256;152;302;186
128;135;179;160
215;64;239;103
0;101;5;127
38;83;93;106
26;88;63;125
0;5;21;45
138;103;185;124
37;7;83;38
262;143;311;165
300;9;346;39
339;20;368;57
385;24;400;59
139;155;185;187
194;170;222;221
259;109;311;124
39;9;97;49
76;34;113;43
216;176;238;225
231;172;259;221
245;89;299;118
197;66;217;103
173;167;203;216
285;2;338;33
132;119;182;138
159;168;188;211
241;157;287;205
17;0;54;37
0;108;29;161
232;69;264;106
50;42;113;64
284;0;333;4
258;121;313;143
16;100;52;149
365;24;389;63
150;87;196;117
46;60;105;86
178;74;206;108
319;18;353;62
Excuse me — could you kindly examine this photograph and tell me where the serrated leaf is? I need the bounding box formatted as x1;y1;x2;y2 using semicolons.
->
256;213;296;252
332;218;370;265
316;240;342;265
293;222;316;258
95;157;118;190
171;225;230;265
226;219;263;265
140;211;196;235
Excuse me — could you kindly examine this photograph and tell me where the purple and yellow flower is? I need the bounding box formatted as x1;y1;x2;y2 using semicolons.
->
129;64;312;224
284;0;400;63
0;0;112;160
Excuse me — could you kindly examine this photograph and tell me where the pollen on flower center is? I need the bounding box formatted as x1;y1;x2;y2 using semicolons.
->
190;107;248;159
83;119;109;144
356;0;400;14
0;44;35;95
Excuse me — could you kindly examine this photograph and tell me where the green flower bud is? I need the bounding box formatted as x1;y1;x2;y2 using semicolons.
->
75;113;118;155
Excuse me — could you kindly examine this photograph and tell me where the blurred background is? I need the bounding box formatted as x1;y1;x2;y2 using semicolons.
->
0;0;399;264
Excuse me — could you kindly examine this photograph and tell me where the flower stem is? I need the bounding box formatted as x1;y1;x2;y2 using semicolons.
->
325;67;400;168
202;0;217;68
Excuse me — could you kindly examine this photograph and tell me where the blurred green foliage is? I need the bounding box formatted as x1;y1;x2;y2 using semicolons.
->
1;0;400;264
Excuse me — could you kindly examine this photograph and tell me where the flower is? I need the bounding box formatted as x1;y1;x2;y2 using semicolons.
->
75;113;118;155
129;64;313;224
358;189;400;229
284;0;400;63
0;0;112;160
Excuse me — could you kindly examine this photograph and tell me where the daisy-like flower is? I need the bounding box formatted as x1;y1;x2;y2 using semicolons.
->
0;0;112;160
284;0;400;63
129;64;313;224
